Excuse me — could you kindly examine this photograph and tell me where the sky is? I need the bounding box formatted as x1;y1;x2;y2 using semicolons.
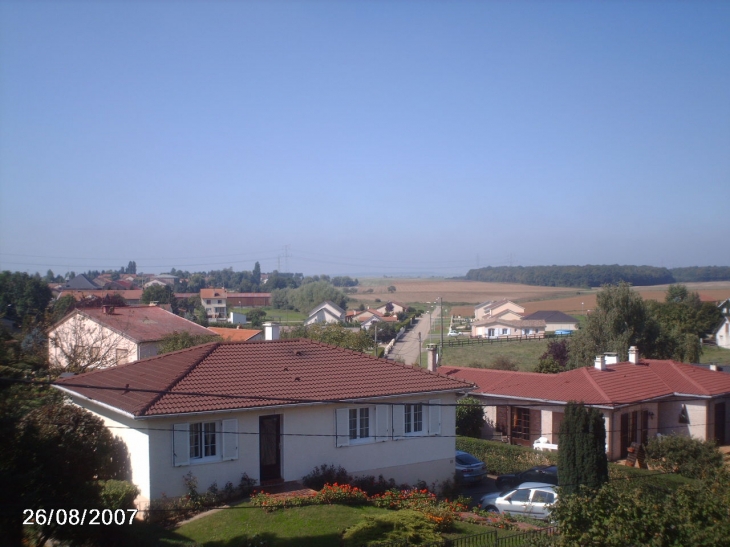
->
1;1;728;278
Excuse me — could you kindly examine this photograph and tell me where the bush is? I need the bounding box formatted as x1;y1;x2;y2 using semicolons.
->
456;437;556;475
98;480;140;511
645;434;723;479
302;464;352;490
456;396;486;438
342;510;442;546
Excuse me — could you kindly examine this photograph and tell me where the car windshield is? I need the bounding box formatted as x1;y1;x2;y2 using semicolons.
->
456;453;481;465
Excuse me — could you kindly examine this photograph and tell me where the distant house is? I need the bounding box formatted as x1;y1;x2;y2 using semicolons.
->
207;327;262;342
521;311;579;332
63;274;101;290
153;274;179;286
440;348;730;460
54;339;473;508
719;299;730;317
143;279;167;289
48;305;215;370
474;300;524;321
351;309;399;328
471;317;546;338
304;301;346;325
200;288;229;322
716;317;730;350
375;301;407;315
57;290;144;306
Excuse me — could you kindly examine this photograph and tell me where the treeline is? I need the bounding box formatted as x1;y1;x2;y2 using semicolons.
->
464;265;730;288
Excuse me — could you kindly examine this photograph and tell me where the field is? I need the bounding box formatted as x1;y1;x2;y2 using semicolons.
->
440;338;551;371
701;345;730;365
350;278;730;317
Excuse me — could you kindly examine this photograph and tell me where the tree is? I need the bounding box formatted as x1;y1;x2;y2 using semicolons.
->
158;331;221;354
141;284;178;314
247;309;267;327
387;285;396;293
284;323;373;353
0;271;53;327
486;355;518;371
536;339;570;373
125;260;137;274
456;397;486;438
558;402;608;496
288;281;347;314
252;261;261;286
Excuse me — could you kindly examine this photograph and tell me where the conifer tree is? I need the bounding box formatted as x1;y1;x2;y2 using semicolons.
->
558;402;608;495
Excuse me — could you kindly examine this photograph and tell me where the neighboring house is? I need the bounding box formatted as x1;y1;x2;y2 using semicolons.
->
375;301;407;315
143;279;168;289
304;301;346;325
201;288;228;322
63;274;101;290
440;347;730;460
471;318;546;338
207;327;263;342
351;308;398;324
57;290;144;306
716;317;730;350
719;299;730;317
48;305;215;370
54;339;473;508
520;311;579;332
474;300;525;321
153;274;179;286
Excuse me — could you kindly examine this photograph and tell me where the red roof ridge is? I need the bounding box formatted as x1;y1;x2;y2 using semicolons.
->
579;367;611;404
137;342;221;416
656;360;712;396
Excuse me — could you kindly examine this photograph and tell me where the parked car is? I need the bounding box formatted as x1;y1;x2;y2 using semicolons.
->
480;482;557;519
455;450;487;483
447;330;462;337
495;465;558;491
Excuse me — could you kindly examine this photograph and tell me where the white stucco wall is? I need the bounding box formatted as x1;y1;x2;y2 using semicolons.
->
658;399;708;439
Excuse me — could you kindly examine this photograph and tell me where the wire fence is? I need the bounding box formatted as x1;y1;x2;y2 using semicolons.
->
367;526;557;547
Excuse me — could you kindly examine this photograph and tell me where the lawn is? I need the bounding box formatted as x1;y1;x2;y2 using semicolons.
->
439;338;551;371
700;344;730;365
233;307;307;324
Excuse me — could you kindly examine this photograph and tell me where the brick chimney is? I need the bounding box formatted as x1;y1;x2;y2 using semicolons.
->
427;344;439;372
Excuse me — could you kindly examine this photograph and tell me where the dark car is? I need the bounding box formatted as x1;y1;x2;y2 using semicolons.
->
455;450;487;483
495;465;558;491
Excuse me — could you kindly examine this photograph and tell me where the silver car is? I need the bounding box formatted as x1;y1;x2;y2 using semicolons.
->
455;450;487;483
479;482;557;519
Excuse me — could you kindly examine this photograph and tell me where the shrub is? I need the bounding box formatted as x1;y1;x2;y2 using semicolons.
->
98;480;140;511
456;396;486;438
456;436;556;475
645;434;723;479
316;483;368;505
342;510;442;546
302;464;352;490
350;474;400;496
239;473;257;498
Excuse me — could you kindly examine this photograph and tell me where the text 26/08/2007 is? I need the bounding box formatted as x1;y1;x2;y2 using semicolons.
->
23;508;138;526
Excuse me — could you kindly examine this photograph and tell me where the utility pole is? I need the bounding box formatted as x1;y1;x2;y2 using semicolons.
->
374;324;378;357
418;331;422;368
439;296;444;363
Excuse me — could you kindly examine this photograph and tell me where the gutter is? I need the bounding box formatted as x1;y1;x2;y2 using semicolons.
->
53;385;138;420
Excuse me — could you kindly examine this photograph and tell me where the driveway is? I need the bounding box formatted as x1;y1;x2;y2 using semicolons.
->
459;475;500;509
389;304;441;366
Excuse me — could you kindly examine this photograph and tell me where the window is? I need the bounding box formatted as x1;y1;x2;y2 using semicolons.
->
173;419;238;467
679;405;690;424
190;422;217;459
532;490;554;504
487;328;495;337
405;403;423;434
512;408;531;440
501;328;508;335
509;488;531;503
206;300;211;305
349;408;370;440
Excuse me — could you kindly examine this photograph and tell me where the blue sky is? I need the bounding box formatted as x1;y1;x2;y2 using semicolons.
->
1;1;728;277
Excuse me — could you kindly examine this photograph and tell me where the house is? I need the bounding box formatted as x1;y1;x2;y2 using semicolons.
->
439;347;730;461
57;290;144;306
207;326;263;342
153;274;179;286
520;311;579;332
719;298;730;317
471;318;546;338
48;305;216;370
53;338;473;508
375;301;407;315
715;317;730;349
63;274;101;290
304;301;346;325
200;288;228;322
474;300;525;321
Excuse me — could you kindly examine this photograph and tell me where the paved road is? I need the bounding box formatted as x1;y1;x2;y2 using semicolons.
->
390;304;442;366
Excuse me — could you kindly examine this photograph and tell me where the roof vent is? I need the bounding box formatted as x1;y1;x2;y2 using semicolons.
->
294;377;301;381
295;350;303;356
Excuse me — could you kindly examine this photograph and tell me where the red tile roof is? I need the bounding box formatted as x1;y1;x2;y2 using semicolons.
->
207;327;262;341
55;339;473;416
200;288;227;299
58;306;215;343
439;360;730;406
59;289;144;301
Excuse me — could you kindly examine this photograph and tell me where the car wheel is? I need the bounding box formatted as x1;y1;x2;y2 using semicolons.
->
484;505;499;513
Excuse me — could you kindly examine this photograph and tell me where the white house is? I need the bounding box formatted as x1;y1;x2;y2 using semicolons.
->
471;318;546;338
716;317;730;349
440;348;730;461
520;311;579;332
48;305;215;370
54;339;473;509
304;301;346;325
474;300;525;321
200;288;228;322
375;301;407;315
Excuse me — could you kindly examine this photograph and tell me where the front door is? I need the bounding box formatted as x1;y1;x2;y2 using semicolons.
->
259;415;282;482
715;403;726;445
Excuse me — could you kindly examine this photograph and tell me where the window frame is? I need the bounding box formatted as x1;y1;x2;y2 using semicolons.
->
348;407;371;444
404;403;424;436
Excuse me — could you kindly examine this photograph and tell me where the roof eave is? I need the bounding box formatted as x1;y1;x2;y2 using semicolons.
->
53;384;139;420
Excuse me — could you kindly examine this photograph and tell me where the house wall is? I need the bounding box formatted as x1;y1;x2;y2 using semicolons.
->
716;319;730;349
657;399;707;439
48;313;138;369
544;322;578;332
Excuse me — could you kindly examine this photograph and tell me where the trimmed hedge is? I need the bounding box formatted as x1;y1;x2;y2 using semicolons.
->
456;437;557;475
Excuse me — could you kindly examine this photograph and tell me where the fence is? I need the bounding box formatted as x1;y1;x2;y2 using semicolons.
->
368;526;557;547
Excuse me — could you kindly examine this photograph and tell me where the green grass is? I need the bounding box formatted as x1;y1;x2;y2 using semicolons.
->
700;345;730;365
233;307;307;324
439;338;550;371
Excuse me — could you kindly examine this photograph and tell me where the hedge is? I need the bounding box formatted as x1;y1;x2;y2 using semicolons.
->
456;437;557;475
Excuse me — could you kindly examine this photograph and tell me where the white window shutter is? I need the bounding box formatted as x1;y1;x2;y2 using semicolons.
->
336;408;350;447
173;423;190;467
375;405;389;442
428;399;441;435
392;404;405;439
221;418;238;461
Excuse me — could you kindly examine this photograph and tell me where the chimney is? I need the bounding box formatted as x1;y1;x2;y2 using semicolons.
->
427;344;438;372
604;352;619;365
594;355;606;371
263;322;280;341
628;346;640;364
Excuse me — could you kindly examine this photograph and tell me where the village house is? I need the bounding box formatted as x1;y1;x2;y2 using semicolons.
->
520;311;579;332
48;305;215;369
54;337;473;508
471;317;546;338
304;301;346;325
440;347;730;461
474;300;525;321
375;301;407;315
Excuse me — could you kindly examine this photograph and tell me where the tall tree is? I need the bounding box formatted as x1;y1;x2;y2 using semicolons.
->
252;261;261;286
141;284;178;314
0;271;53;327
558;402;608;496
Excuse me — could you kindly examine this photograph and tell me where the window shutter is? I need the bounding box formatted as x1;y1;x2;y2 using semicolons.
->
221;418;238;461
336;408;350;447
392;404;405;439
375;405;389;442
428;399;441;435
173;423;190;467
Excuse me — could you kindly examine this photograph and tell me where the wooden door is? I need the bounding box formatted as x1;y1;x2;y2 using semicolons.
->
259;415;282;482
